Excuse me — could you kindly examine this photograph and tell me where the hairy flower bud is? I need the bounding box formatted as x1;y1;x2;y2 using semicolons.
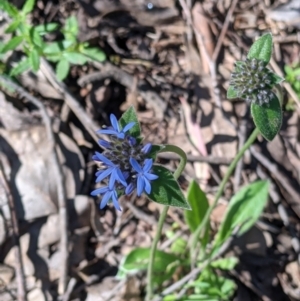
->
230;58;274;105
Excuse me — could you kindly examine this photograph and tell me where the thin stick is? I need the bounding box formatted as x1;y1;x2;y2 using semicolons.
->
0;162;27;301
0;75;69;294
212;0;239;61
39;58;99;143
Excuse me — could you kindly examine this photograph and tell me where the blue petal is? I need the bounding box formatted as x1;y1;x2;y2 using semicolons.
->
141;143;152;154
110;114;120;132
137;175;145;196
93;151;104;161
116;169;127;187
145;173;159;181
125;183;135;195
98;139;111;148
94;152;115;167
97;129;118;135
90;186;109;196
123;122;135;133
127;136;136;146
130;158;143;173
109;170;118;189
95;170;102;176
100;191;112;209
144;178;151;194
92;154;99;161
116;132;125;139
143;159;153;173
96;168;113;183
112;191;121;211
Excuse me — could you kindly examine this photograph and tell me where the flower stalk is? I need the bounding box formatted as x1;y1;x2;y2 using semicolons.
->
146;145;187;301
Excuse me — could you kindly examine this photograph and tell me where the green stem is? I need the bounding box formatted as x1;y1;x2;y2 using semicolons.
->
146;145;187;301
190;127;260;260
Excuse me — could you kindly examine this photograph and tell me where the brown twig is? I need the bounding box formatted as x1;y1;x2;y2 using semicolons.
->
256;166;300;264
0;162;27;301
0;75;69;295
212;0;239;61
250;146;300;218
39;58;99;143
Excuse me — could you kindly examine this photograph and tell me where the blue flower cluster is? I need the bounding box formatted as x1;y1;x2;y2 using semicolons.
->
91;114;158;211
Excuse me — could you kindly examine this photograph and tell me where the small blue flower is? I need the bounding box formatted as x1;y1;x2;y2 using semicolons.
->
129;158;158;196
91;186;121;211
97;114;135;139
93;152;127;187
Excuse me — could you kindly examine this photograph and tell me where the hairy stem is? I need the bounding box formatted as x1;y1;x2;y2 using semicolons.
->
191;127;260;261
146;145;187;301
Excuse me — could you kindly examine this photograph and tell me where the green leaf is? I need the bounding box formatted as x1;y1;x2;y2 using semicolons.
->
117;247;178;285
80;47;106;62
61;40;75;49
22;0;35;15
43;42;62;54
5;19;21;33
269;72;284;85
56;59;70;81
227;85;239;99
184;180;209;232
210;257;238;270
29;48;40;72
166;230;188;255
284;65;293;77
294;81;300;91
251;91;282;141
213;181;269;250
63;16;78;39
10;57;31;76
191;268;236;299
247;33;273;64
293;68;300;76
1;36;23;53
1;1;19;17
119;106;141;138
34;23;58;34
43;40;73;55
30;27;43;48
63;52;88;65
147;165;191;210
170;237;187;255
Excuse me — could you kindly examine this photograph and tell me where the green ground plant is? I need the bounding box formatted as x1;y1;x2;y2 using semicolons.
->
0;0;105;80
284;63;300;110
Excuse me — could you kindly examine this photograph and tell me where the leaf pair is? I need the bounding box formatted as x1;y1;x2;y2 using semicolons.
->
185;180;269;254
